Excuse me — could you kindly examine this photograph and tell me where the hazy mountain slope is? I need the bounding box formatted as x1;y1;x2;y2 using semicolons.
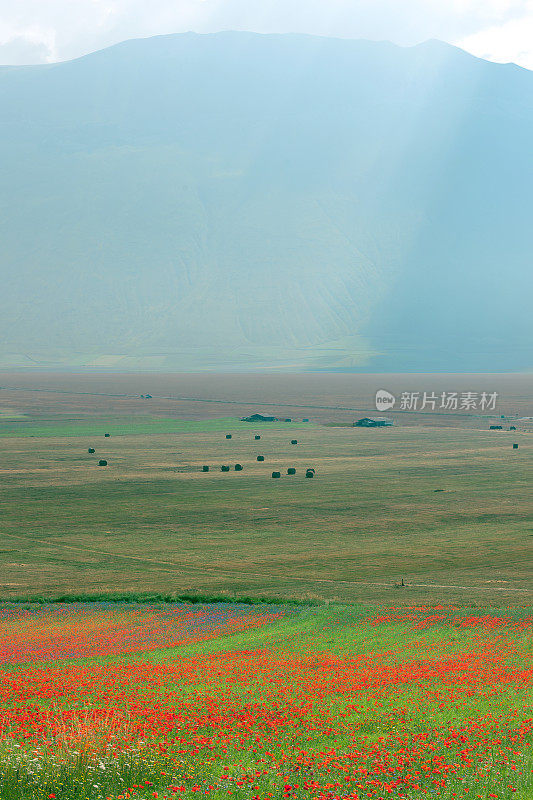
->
0;32;532;371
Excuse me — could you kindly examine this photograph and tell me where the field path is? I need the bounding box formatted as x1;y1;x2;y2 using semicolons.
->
1;531;529;594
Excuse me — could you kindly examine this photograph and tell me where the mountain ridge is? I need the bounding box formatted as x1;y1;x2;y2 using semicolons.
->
1;31;531;372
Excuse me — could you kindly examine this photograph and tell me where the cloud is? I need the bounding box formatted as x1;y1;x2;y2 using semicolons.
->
458;1;533;69
0;0;532;68
0;35;52;65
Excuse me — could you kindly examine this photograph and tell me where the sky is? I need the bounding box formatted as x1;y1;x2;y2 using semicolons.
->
1;0;533;70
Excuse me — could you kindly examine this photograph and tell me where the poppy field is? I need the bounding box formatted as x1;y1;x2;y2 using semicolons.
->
0;603;531;800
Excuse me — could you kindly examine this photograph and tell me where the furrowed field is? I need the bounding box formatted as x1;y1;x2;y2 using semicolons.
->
0;602;531;800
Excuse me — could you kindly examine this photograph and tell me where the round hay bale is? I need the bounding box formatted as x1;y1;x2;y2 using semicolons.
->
513;443;519;449
234;463;243;471
510;426;516;430
104;433;110;438
225;434;232;439
257;455;265;462
272;471;281;479
88;448;95;454
255;435;261;440
98;459;108;467
287;467;296;475
202;465;209;472
305;469;314;478
221;465;230;472
291;439;298;445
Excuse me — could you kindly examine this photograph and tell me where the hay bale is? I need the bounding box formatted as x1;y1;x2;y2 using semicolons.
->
305;469;315;478
291;439;298;445
513;443;519;449
226;434;232;439
98;459;108;467
255;435;261;440
221;465;230;472
272;471;281;479
234;463;243;471
202;465;209;472
104;433;110;437
510;426;516;430
287;467;296;475
88;448;95;454
257;455;265;462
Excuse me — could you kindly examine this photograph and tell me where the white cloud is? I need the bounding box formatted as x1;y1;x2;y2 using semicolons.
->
458;2;533;69
0;0;532;69
0;35;53;65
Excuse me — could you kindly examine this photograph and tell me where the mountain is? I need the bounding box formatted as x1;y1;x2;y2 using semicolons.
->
1;32;532;372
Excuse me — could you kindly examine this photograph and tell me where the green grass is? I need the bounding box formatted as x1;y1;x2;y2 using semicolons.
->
4;591;317;607
0;416;314;438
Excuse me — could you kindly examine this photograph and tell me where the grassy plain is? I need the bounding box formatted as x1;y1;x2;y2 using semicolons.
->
1;372;532;425
0;375;531;798
0;411;531;605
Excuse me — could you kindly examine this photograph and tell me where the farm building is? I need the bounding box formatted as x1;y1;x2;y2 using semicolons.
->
241;413;278;422
354;417;393;427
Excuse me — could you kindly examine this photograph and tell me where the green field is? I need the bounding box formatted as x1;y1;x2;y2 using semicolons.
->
0;417;531;605
0;416;314;439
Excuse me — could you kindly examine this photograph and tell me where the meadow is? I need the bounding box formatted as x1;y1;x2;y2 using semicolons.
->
0;412;531;606
0;379;531;798
0;602;531;800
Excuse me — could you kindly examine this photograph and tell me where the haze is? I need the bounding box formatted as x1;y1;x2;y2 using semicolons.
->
2;0;533;70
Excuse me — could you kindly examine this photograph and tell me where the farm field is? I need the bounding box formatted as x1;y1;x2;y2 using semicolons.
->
1;372;532;428
0;377;531;798
0;601;531;800
0;409;531;606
